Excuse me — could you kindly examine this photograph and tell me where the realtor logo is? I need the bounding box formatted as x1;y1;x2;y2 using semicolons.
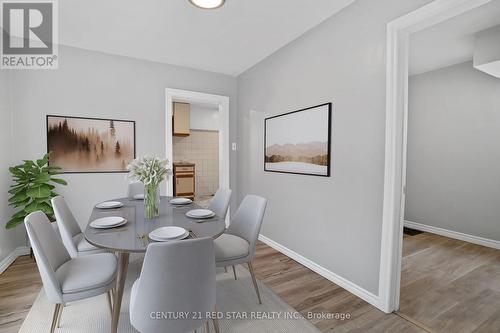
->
1;0;58;69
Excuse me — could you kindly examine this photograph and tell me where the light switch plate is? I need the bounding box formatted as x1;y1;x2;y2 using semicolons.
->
232;143;237;151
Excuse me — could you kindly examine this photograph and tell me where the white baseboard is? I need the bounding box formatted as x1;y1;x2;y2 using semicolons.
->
0;246;30;274
404;220;500;250
258;234;381;310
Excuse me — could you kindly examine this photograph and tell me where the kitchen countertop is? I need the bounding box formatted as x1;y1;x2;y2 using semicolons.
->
173;162;195;166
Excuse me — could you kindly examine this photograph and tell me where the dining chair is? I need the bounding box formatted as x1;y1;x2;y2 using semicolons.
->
208;188;232;220
130;238;219;333
25;211;117;333
214;195;267;304
127;181;144;198
52;196;105;258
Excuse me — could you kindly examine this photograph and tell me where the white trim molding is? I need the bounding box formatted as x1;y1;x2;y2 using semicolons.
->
0;246;30;274
404;220;500;250
258;234;381;309
165;88;230;223
380;0;493;313
165;88;230;196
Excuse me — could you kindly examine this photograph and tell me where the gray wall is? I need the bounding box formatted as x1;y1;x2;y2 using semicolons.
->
10;46;238;228
405;61;500;241
236;0;431;294
0;72;26;263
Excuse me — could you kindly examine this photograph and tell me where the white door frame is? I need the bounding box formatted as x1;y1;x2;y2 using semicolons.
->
165;88;230;201
379;0;492;313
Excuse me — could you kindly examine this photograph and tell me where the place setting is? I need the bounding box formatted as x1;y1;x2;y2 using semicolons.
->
169;197;193;205
185;208;216;222
133;194;144;200
95;201;124;209
148;226;190;242
169;197;193;209
89;216;128;234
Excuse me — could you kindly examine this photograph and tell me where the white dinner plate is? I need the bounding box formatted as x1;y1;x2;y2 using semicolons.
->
149;226;188;240
133;194;144;200
186;209;215;219
90;219;127;229
149;231;189;242
95;201;124;209
90;216;127;229
150;226;187;239
170;198;192;205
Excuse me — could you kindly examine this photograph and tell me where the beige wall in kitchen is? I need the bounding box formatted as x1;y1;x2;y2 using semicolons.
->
173;130;219;197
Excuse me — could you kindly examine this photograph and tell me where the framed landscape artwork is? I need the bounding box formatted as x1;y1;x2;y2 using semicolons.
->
47;115;136;173
264;103;331;177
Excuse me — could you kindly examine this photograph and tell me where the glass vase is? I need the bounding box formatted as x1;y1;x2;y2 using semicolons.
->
144;183;160;219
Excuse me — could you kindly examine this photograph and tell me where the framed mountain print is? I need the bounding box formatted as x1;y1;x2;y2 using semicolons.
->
264;103;331;177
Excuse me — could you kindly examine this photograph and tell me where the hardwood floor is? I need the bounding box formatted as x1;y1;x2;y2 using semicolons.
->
399;232;500;333
1;234;499;333
0;256;42;333
252;241;424;333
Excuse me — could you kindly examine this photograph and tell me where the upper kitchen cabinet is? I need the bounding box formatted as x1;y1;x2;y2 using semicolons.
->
173;102;190;136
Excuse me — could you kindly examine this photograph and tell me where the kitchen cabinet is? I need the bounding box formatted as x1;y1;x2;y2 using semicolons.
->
173;102;190;136
173;163;195;199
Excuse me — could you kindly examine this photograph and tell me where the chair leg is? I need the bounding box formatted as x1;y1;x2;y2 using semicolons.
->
232;265;237;280
50;304;61;333
224;266;228;273
248;262;262;304
106;290;113;315
213;305;220;333
56;303;64;328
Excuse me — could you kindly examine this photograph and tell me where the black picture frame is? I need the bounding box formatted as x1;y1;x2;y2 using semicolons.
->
264;102;332;177
46;115;136;174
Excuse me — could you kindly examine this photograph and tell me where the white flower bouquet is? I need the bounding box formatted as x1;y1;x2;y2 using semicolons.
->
127;156;171;218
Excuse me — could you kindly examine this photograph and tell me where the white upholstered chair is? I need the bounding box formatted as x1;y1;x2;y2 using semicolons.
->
25;211;117;333
51;196;104;258
214;195;267;304
208;188;232;220
130;238;219;333
127;181;144;199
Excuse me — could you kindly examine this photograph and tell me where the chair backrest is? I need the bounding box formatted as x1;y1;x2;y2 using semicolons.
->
51;196;81;258
227;195;267;259
25;211;71;303
130;238;216;333
208;188;232;219
127;181;143;198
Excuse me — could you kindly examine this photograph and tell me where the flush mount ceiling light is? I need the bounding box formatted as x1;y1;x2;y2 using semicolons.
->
189;0;225;9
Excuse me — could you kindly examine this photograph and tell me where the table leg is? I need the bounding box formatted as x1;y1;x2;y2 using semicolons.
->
111;252;129;333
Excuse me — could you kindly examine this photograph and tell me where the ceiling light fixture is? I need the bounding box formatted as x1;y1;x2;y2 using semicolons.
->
189;0;225;9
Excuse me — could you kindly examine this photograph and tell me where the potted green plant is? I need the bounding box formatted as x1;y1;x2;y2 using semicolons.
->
6;153;67;229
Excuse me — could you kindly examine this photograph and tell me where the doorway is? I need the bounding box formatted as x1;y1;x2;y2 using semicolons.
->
380;0;498;314
165;88;230;216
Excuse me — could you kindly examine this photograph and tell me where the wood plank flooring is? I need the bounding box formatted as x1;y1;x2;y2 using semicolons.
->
1;233;499;333
0;256;42;333
252;241;424;333
399;232;500;333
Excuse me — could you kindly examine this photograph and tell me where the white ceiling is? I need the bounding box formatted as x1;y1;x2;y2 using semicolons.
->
59;0;354;76
410;0;500;76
